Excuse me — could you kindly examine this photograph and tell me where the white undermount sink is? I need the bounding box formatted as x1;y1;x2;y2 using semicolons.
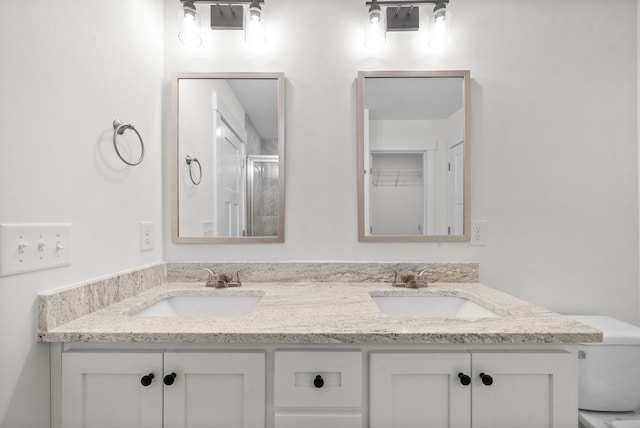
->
135;295;262;317
372;295;500;318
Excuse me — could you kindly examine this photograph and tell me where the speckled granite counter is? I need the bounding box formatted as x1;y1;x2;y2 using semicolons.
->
38;281;601;344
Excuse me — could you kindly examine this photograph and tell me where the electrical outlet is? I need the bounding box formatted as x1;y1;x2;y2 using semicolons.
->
470;220;487;246
140;221;154;252
202;221;213;237
0;223;71;277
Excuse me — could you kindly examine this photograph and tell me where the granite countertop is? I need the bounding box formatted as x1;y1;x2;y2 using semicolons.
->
38;282;602;344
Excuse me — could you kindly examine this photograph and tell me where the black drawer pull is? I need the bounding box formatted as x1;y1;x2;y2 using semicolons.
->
313;375;324;388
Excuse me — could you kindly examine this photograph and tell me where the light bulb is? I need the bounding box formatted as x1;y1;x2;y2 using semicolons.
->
245;2;267;46
433;8;447;23
365;1;386;50
369;9;381;24
428;4;450;49
178;1;202;47
183;4;196;21
250;6;262;22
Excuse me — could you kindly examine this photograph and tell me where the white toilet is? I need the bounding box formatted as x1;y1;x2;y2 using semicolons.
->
569;315;640;428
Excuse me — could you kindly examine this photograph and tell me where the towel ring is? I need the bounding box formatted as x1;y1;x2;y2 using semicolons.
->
112;119;145;166
185;155;202;185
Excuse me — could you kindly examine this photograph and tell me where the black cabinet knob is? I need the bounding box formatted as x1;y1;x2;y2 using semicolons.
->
457;372;471;386
163;372;177;386
479;373;493;386
313;375;324;388
140;373;154;387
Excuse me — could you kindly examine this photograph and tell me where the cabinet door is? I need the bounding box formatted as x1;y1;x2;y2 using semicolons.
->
370;353;471;428
471;352;577;428
163;352;265;428
61;352;163;428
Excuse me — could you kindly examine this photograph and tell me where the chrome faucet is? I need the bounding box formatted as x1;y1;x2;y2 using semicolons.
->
391;268;429;288
203;268;245;288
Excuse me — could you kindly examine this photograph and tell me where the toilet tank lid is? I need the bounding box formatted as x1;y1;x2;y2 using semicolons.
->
569;315;640;345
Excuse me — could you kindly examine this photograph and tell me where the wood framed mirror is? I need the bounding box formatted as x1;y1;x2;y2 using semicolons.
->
357;70;470;242
172;72;285;243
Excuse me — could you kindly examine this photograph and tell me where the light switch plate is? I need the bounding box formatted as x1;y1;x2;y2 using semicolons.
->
0;223;71;277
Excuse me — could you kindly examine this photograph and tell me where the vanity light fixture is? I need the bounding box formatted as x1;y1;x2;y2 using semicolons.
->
177;0;267;47
364;0;451;50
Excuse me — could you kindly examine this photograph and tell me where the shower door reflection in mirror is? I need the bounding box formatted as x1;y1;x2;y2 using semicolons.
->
247;156;279;237
172;72;285;243
357;70;470;242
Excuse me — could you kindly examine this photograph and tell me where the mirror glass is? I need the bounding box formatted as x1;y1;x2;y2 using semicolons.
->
172;72;285;243
357;71;470;242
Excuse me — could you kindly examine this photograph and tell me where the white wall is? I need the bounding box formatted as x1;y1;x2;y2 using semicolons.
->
164;0;638;321
0;0;164;426
369;119;441;150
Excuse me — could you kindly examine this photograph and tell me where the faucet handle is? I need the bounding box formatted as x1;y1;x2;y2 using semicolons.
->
391;268;409;288
414;267;429;287
202;268;228;288
226;267;247;287
203;268;216;281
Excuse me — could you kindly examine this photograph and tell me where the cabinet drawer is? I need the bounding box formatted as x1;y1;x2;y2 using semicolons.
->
275;413;362;428
274;351;362;407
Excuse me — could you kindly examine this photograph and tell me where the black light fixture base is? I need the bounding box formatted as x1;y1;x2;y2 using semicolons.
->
386;6;419;31
210;4;244;29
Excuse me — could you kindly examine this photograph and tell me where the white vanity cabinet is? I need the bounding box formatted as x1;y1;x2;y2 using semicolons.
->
55;344;578;428
369;351;577;428
60;350;265;428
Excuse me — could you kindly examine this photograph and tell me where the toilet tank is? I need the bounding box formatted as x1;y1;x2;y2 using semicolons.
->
570;315;640;412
